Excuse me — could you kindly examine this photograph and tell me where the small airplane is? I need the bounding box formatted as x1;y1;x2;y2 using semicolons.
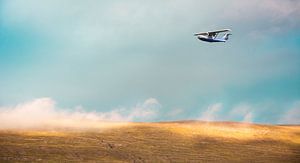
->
194;29;232;43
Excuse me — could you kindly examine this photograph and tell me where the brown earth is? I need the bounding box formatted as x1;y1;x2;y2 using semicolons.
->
0;121;299;162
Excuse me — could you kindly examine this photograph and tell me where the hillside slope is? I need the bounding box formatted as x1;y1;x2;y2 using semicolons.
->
0;121;299;162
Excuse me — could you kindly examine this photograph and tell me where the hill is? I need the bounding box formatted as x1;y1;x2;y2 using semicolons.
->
0;121;299;162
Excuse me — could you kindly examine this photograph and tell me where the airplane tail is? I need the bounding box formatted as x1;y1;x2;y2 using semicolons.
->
223;33;232;40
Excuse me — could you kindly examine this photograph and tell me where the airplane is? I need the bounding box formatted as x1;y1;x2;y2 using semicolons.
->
194;29;232;43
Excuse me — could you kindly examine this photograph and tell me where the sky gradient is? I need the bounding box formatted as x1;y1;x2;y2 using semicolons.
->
1;0;300;124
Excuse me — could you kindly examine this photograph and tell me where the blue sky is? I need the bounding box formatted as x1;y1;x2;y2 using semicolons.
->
0;0;300;124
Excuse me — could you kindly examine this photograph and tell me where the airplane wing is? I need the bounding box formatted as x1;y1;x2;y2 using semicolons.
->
208;29;231;34
207;29;231;37
194;32;208;36
194;29;231;36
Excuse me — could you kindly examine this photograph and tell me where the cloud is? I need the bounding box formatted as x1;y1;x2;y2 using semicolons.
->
197;103;257;123
0;97;160;129
224;0;300;25
142;98;160;107
199;103;222;121
229;104;254;123
279;101;300;124
242;112;253;123
126;98;161;121
223;0;300;35
197;101;300;124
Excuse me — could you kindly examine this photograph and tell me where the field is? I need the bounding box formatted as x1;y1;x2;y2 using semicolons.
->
0;121;299;162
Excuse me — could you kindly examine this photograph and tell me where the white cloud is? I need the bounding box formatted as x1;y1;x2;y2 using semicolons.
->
242;112;253;123
229;103;254;123
126;97;161;121
197;103;256;123
199;101;300;124
223;0;300;36
199;103;222;121
142;98;160;107
0;98;57;129
0;97;160;129
279;101;300;124
224;0;300;25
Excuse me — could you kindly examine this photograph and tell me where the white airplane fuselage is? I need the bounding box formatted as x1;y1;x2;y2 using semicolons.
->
197;35;226;42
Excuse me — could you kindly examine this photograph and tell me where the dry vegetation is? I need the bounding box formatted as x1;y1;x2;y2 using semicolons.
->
0;121;299;162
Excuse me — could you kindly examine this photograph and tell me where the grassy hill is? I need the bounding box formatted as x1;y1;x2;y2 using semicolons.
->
0;121;299;162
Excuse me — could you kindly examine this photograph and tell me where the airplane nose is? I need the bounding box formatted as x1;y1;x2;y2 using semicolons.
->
197;36;204;40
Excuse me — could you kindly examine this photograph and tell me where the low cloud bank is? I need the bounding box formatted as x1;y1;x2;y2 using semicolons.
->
198;103;254;123
279;101;300;124
0;98;160;129
198;101;300;124
199;103;223;121
1;98;298;130
230;104;254;123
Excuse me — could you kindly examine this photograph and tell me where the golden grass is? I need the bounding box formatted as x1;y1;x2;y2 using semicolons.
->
162;122;300;143
0;121;299;162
